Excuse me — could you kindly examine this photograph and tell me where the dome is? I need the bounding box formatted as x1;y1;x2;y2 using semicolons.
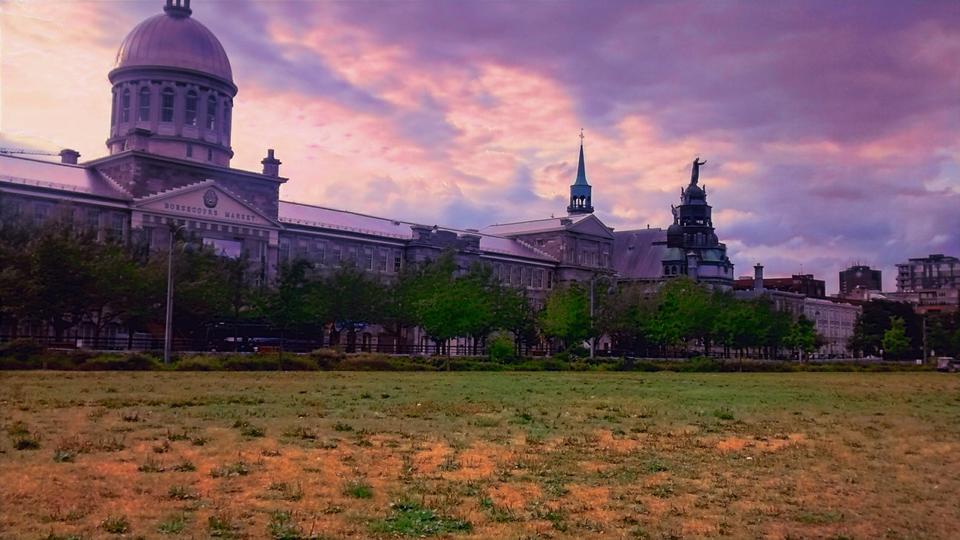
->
113;3;232;84
684;183;705;200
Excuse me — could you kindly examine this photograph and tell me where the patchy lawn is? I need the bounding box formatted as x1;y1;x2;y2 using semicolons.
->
1;372;958;539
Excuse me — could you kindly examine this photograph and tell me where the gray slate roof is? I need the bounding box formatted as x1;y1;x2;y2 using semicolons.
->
481;213;593;236
279;201;556;263
0;154;129;200
612;228;667;280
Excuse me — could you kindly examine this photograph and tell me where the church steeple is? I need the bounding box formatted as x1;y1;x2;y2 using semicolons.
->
567;130;594;214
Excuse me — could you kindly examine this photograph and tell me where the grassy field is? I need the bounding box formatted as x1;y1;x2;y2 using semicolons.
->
1;372;958;539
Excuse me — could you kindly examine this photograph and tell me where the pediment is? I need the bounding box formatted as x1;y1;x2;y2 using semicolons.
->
134;180;278;228
568;214;615;239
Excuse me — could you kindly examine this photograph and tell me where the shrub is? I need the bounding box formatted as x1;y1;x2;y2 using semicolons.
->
78;353;160;371
0;338;46;361
175;355;223;371
310;348;346;368
488;333;515;363
673;356;723;372
220;354;280;371
278;355;319;371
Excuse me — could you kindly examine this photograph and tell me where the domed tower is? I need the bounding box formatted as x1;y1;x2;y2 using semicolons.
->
661;158;734;289
106;0;236;166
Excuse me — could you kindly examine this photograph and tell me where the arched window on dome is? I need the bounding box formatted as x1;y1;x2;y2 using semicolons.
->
121;88;130;123
138;86;151;122
161;88;175;123
185;91;198;126
111;91;117;126
206;95;217;131
222;100;231;135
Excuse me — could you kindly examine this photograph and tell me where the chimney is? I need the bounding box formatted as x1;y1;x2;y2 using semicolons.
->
59;149;80;165
754;263;764;291
261;149;281;177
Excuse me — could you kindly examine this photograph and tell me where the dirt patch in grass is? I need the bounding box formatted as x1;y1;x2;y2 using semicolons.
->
487;482;542;511
412;441;451;475
714;432;806;452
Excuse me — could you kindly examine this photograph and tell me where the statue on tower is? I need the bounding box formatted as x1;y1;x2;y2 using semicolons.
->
690;157;706;185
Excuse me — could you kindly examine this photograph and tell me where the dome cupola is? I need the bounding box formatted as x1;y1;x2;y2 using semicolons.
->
106;0;237;167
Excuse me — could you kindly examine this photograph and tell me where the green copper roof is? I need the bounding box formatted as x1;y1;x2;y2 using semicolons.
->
574;143;589;186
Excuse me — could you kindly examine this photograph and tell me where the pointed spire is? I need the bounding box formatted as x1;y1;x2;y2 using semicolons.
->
574;128;589;186
567;129;594;215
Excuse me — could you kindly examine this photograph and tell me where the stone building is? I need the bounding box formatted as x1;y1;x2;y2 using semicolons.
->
736;264;860;357
0;0;740;346
839;265;883;296
734;273;826;298
890;254;960;314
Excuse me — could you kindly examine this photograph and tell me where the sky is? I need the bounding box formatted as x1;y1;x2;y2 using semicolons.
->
1;0;958;293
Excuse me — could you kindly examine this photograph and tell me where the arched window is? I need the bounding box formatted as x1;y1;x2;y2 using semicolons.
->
222;101;231;134
110;91;117;126
161;88;175;122
138;86;151;121
206;94;217;130
121;88;130;123
185;90;198;126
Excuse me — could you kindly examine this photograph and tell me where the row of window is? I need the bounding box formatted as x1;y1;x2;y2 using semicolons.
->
3;199;125;239
492;263;553;290
111;84;230;133
279;238;404;274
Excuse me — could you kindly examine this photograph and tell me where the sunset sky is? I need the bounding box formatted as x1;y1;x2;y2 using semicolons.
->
2;0;958;292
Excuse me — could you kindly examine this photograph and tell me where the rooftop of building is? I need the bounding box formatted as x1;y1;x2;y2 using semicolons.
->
0;153;129;200
278;200;558;263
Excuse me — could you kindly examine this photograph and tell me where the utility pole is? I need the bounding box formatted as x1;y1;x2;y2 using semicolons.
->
922;314;928;364
589;274;596;359
163;224;185;364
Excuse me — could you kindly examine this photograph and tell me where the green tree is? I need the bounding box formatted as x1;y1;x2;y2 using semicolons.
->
491;282;537;357
786;315;820;361
597;282;657;356
646;277;716;355
848;300;920;357
318;264;385;351
881;316;911;359
539;284;590;352
21;226;98;341
255;259;316;359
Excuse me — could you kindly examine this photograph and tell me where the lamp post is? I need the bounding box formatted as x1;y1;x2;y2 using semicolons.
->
163;224;186;364
589;275;595;359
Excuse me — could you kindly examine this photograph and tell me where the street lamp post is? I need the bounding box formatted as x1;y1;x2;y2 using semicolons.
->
589;274;596;359
163;224;186;364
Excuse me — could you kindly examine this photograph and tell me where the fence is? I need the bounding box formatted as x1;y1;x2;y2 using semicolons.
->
0;334;558;357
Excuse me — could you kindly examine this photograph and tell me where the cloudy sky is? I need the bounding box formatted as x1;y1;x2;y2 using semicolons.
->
2;0;958;292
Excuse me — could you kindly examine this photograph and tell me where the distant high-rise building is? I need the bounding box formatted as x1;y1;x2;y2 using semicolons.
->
896;254;960;292
839;265;882;295
892;254;960;314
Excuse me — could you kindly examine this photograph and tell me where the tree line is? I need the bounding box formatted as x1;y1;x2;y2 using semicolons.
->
3;219;956;359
